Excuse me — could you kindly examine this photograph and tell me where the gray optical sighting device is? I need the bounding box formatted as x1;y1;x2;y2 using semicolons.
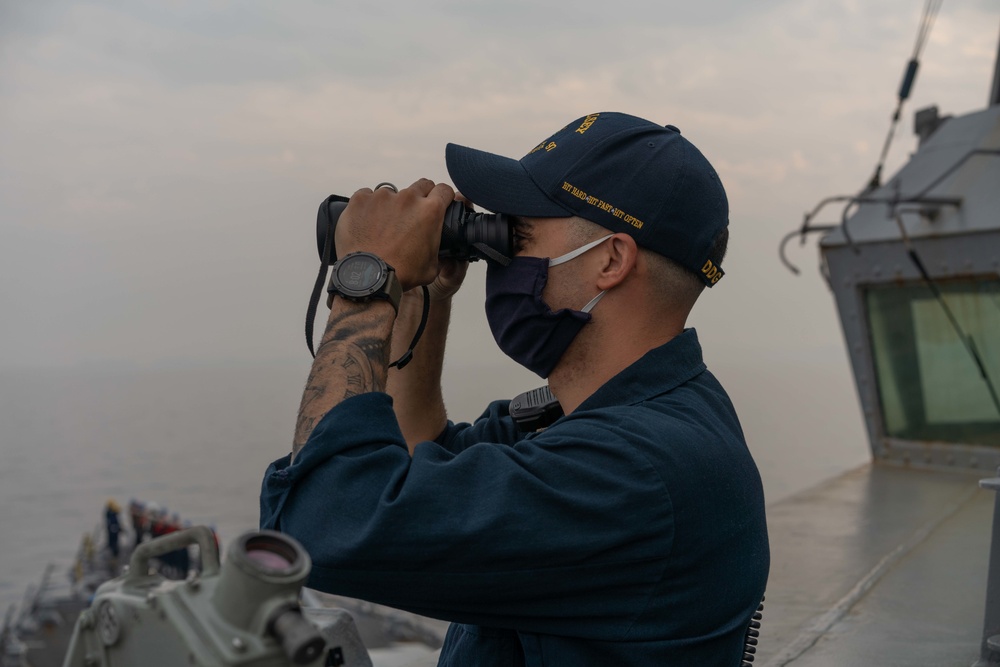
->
62;527;372;667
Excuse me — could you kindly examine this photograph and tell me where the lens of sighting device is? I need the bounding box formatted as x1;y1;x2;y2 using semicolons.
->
216;532;324;666
243;534;300;574
211;531;312;635
317;197;514;264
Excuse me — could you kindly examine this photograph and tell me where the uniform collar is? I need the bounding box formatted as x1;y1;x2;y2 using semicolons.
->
574;328;707;412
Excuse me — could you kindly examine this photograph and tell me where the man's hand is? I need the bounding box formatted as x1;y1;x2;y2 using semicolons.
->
387;194;478;448
336;179;455;292
417;258;468;302
405;192;475;303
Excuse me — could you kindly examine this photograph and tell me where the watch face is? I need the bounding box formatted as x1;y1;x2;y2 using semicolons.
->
335;254;384;296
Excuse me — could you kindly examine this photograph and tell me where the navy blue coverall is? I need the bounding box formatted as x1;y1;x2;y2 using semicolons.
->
261;329;769;666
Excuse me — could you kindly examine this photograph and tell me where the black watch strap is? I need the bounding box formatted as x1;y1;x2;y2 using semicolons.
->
378;270;403;313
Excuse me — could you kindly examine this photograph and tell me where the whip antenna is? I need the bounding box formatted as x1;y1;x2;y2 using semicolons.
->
866;0;944;191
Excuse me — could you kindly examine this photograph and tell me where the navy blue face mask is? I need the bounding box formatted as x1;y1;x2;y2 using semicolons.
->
485;235;612;378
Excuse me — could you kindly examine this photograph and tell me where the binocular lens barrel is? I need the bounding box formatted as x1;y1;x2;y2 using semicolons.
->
317;197;514;264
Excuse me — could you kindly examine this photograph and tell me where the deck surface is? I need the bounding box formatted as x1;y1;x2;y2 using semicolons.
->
759;463;992;667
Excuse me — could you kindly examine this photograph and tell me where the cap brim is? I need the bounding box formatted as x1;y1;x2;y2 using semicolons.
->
446;143;571;217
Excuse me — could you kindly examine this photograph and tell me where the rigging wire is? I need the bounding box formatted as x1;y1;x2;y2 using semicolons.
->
866;0;944;191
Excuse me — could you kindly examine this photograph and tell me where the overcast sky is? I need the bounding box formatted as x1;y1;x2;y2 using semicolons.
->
0;0;996;451
1;0;995;370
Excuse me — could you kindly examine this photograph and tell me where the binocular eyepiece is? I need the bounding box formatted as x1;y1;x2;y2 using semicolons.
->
316;195;516;266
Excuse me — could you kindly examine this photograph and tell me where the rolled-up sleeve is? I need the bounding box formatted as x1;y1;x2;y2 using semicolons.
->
259;392;673;638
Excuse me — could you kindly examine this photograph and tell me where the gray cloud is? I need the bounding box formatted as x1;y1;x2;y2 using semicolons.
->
0;0;996;372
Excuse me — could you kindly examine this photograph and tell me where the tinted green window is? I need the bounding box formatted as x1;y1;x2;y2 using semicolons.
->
866;278;1000;446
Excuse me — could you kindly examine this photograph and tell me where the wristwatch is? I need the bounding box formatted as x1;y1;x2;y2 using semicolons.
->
327;252;403;314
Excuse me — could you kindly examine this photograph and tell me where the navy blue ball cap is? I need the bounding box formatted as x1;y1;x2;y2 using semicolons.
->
443;144;568;218
446;112;729;286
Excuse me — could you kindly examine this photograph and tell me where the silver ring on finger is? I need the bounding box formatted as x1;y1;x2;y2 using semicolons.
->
374;182;398;193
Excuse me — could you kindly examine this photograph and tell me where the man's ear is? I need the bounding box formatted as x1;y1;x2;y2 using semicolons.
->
596;234;638;291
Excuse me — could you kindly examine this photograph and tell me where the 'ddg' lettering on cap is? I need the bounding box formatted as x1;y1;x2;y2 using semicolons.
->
702;259;724;285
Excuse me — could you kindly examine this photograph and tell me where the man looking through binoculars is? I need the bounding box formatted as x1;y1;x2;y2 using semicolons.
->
261;112;769;666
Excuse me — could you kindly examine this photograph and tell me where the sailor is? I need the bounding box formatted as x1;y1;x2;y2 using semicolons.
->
147;503;165;539
261;112;769;665
104;499;121;561
128;499;146;547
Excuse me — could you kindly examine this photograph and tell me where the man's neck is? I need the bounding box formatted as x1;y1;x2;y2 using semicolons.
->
548;320;685;414
547;356;609;416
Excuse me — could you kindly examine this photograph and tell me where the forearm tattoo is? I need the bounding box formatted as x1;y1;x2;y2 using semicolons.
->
292;303;393;459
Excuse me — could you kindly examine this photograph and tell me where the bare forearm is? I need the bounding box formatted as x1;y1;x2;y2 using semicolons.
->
386;293;452;451
287;178;458;460
292;300;395;460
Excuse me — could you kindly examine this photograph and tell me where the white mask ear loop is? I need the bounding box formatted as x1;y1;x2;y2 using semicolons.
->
548;234;614;267
546;234;614;314
580;290;606;313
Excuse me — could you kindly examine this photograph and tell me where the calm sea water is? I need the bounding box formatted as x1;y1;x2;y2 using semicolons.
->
0;360;869;612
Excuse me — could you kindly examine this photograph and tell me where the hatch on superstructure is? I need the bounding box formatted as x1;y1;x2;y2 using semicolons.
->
821;104;1000;471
